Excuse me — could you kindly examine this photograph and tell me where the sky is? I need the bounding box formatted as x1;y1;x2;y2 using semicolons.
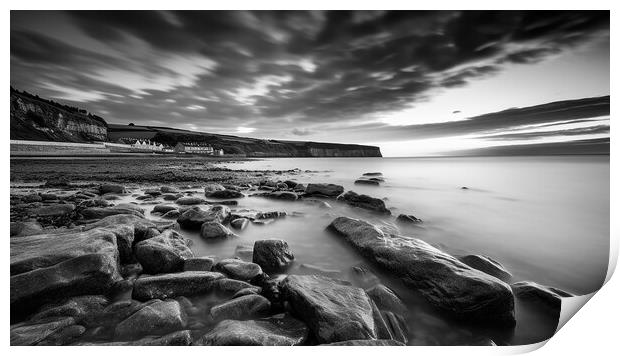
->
10;10;610;156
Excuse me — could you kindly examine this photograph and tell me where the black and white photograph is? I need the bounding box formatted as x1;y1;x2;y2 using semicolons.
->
7;4;613;349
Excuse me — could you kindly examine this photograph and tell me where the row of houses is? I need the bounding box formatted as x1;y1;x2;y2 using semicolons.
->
117;138;224;155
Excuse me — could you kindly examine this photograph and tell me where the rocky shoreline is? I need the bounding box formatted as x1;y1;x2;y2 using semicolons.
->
10;160;574;346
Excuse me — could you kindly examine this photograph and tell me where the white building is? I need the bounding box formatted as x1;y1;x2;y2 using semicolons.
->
132;139;163;151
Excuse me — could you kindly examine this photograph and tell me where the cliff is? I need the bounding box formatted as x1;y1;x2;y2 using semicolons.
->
108;124;382;157
10;89;107;142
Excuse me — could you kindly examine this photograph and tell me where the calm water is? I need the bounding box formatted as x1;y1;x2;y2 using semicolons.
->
15;155;610;345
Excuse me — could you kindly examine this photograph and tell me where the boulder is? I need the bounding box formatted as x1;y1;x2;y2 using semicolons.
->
255;191;298;201
132;271;225;301
328;217;515;325
230;218;250;230
214;258;262;281
206;189;245;199
30;295;109;327
458;255;512;283
114;299;187;339
11;253;120;315
81;205;145;220
511;281;573;316
253;239;295;272
11;317;78;345
200;221;236;239
337;191;391;214
83;214;172;241
196;314;308;346
280;275;377;343
323;340;405;346
99;184;127;195
144;189;162;196
396;214;423;225
177;206;228;229
134;230;193;274
204;183;226;194
162;193;183;201
160;186;179;193
366;284;407;316
10;221;43;237
210;294;271;321
212;278;259;297
184;257;216;271
305;183;344;197
152;204;178;214
354;179;380;186
175;196;205;205
28;203;75;217
77;330;192;346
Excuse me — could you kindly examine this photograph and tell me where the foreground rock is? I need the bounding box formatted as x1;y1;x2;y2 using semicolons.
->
10;221;43;237
305;183;344;197
214;259;262;281
11;317;81;345
10;228;121;313
458;255;512;283
280;274;377;343
196;314;308;346
114;299;187;339
77;330;192;346
366;284;407;316
253;239;295;272
324;339;404;346
254;191;299;201
133;271;224;301
200;222;236;239
80;205;145;220
354;179;380;186
328;217;515;325
184;257;216;271
511;281;573;316
337;191;391;214
205;189;244;199
396;214;422;225
134;230;193;274
210;294;271;321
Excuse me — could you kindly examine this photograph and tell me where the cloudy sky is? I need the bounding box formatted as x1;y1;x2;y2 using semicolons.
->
11;10;609;156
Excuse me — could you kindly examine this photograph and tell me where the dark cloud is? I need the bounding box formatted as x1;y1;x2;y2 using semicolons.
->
449;137;609;156
10;10;609;137
479;124;609;141
291;128;313;136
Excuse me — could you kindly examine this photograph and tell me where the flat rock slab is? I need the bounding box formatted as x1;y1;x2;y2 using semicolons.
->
511;281;573;316
305;183;344;197
11;317;76;346
280;274;377;344
458;255;512;283
210;294;271;321
214;258;263;281
197;314;308;346
328;217;515;326
133;271;225;301
114;299;187;339
337;191;391;214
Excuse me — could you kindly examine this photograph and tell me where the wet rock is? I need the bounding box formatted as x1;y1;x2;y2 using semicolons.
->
298;264;341;278
162;210;181;219
337;191;391;214
176;206;213;229
305;183;344;197
11;253;120;316
232;287;259;298
81;204;145;220
184;257;216;272
458;255;512;283
102;193;121;200
212;278;259;297
134;229;193;274
206;189;245;199
280;274;377;343
379;310;408;344
284;180;298;188
210;294;271;321
162;193;183;201
511;281;573;316
37;324;86;345
99;184;127;195
23;193;43;203
121;262;143;279
152;204;178;214
144;189;162;196
255;191;299;201
160;186;179;193
29;203;75;217
354;179;380;186
83;214;171;241
294;183;306;191
204;183;226;194
230;217;250;230
253;239;295;273
366;284;407;316
78;330;192;346
196;314;308;346
396;214;423;225
11;317;77;345
328;217;515;325
362;172;383;176
114;299;187;339
30;295;108;327
276;182;289;189
323;339;404;346
133;271;225;301
77;198;111;208
214;258;263;281
10;221;43;237
175;196;205;205
256;211;287;219
200;221;236;239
